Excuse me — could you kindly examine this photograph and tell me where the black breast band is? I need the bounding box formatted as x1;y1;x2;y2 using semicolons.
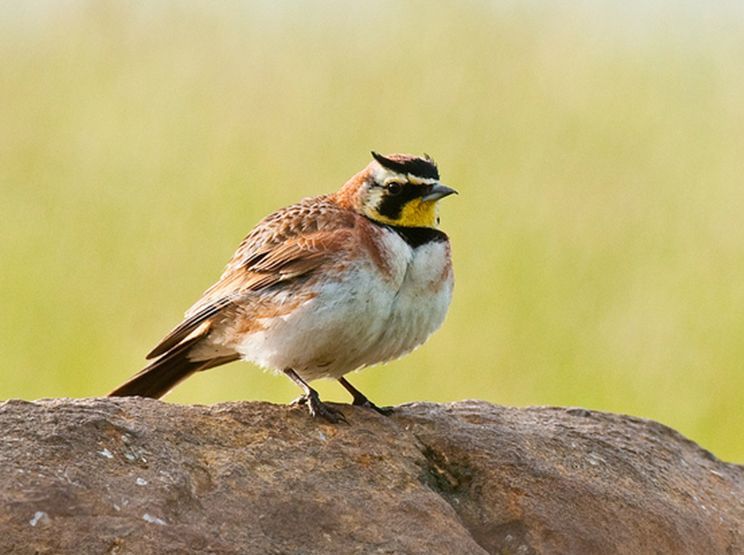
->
386;225;448;248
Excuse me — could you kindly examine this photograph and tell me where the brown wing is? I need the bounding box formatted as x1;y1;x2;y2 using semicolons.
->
146;197;356;359
144;300;230;359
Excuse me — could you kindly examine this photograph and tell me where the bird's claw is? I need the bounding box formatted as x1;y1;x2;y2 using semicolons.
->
290;395;308;406
305;391;347;424
353;398;394;416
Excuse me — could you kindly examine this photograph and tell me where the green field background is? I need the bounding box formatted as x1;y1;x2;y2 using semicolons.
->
2;2;743;462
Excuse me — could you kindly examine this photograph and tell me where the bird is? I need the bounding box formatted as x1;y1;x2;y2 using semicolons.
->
109;151;456;422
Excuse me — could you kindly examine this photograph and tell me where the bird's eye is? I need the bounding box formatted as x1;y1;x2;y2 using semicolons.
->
386;182;403;196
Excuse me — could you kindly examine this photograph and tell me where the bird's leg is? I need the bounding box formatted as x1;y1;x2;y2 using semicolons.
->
283;368;347;424
338;377;393;416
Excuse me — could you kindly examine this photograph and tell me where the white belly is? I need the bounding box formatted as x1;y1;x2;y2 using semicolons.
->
368;240;453;368
235;232;453;381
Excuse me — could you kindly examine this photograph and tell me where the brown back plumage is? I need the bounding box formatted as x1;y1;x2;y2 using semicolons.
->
109;196;362;398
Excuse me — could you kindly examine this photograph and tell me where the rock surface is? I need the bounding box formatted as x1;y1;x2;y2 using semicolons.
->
0;398;742;554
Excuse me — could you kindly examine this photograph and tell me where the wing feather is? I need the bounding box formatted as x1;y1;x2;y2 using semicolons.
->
146;197;357;359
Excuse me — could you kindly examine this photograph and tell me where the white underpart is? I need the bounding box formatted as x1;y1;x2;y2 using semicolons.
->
234;229;453;381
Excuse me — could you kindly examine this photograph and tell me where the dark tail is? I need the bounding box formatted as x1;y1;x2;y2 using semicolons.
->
109;336;238;399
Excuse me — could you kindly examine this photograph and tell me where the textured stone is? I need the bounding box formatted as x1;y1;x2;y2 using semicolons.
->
0;398;741;554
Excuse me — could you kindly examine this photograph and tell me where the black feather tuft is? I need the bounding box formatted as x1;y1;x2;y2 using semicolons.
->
371;151;439;180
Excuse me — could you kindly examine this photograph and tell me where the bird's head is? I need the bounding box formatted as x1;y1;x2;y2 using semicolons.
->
335;152;457;228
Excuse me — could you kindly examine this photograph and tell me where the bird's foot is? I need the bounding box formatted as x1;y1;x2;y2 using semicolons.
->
337;377;392;416
304;390;348;424
290;395;308;406
352;397;394;416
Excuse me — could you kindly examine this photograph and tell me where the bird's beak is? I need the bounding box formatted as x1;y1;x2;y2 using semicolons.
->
422;183;458;202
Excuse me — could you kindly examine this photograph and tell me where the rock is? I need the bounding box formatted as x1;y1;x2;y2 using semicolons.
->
0;398;741;554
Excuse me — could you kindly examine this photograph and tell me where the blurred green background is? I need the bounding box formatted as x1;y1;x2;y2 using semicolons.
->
2;1;743;462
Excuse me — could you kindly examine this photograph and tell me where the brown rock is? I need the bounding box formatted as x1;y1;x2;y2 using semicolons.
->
0;398;741;554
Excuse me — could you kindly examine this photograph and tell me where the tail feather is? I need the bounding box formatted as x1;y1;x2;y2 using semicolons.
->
109;336;238;399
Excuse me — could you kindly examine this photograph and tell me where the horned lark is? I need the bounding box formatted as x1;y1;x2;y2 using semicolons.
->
110;152;456;422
